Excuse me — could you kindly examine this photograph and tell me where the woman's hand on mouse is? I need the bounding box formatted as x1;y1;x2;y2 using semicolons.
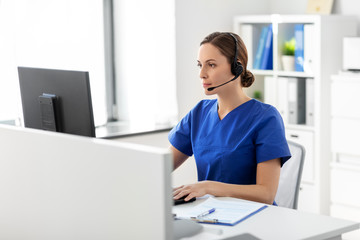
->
173;181;211;201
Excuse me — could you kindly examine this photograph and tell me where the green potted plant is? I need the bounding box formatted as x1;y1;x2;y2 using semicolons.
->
281;37;295;71
253;90;263;102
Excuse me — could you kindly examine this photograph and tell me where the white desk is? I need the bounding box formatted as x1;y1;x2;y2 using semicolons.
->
173;197;359;240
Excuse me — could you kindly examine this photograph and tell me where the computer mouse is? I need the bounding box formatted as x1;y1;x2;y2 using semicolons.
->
173;195;196;205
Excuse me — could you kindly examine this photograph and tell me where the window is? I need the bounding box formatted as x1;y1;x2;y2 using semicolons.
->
0;0;177;131
0;0;106;126
111;0;178;128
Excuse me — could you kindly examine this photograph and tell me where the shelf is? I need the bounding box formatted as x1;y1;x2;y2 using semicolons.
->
251;69;314;78
251;69;273;76
285;124;315;132
331;162;360;171
331;73;360;81
331;115;360;121
275;70;314;78
233;14;322;25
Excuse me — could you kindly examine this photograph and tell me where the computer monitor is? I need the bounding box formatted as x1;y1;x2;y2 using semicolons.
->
18;66;95;137
0;124;173;239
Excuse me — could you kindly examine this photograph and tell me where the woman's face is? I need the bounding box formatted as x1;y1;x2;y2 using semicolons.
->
197;43;234;95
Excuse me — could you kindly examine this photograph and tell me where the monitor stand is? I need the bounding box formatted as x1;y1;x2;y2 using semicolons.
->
38;93;61;132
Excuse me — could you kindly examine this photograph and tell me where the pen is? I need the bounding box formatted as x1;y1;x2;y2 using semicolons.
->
197;208;216;218
191;217;218;223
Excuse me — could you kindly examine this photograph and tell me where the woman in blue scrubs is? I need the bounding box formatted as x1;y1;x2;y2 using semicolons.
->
169;32;291;205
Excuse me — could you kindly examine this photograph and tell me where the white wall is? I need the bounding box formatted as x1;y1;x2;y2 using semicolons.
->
268;0;307;14
333;0;360;34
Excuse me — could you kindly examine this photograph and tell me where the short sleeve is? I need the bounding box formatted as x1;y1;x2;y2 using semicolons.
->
255;107;291;167
168;111;193;156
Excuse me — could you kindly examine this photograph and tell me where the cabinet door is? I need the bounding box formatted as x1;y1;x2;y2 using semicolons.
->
286;129;314;183
332;118;360;156
331;78;360;118
298;183;318;213
331;164;360;208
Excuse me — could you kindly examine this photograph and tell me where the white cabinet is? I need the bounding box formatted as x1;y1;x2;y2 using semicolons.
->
330;75;360;239
234;15;357;214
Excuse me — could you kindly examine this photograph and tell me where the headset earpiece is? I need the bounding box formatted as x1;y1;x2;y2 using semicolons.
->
232;61;243;78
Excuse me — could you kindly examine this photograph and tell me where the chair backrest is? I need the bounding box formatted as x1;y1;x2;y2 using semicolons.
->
274;140;305;209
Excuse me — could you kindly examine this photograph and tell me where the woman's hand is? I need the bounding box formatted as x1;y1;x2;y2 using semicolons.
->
173;181;211;201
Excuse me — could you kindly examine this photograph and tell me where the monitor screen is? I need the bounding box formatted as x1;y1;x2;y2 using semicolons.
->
18;67;95;137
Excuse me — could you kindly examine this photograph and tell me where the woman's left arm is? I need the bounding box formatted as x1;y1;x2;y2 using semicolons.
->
173;158;281;205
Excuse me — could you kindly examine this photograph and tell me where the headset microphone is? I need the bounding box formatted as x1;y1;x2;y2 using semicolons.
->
207;75;238;91
207;33;244;92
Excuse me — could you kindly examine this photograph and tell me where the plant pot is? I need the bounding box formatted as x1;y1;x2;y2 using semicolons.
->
281;55;295;71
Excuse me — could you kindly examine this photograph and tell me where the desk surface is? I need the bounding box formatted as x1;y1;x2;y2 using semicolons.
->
173;197;359;240
95;121;172;139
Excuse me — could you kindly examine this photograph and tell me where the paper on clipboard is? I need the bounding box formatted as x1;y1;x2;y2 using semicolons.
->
175;197;268;226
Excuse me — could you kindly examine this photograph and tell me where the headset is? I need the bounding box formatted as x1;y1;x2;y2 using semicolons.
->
207;33;244;91
228;32;244;78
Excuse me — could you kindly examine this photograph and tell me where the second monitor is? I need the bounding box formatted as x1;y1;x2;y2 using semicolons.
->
18;67;96;137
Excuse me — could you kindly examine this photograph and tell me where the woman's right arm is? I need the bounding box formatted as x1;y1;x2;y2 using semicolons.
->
169;145;189;170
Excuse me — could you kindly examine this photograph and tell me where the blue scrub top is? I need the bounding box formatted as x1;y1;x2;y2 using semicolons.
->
168;99;291;185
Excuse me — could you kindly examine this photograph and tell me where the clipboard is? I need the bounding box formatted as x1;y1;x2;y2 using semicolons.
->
175;197;268;226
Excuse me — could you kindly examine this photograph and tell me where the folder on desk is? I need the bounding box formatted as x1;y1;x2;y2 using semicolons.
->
175;197;267;226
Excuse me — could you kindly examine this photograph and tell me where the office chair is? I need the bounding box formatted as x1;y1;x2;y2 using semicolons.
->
274;140;305;209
